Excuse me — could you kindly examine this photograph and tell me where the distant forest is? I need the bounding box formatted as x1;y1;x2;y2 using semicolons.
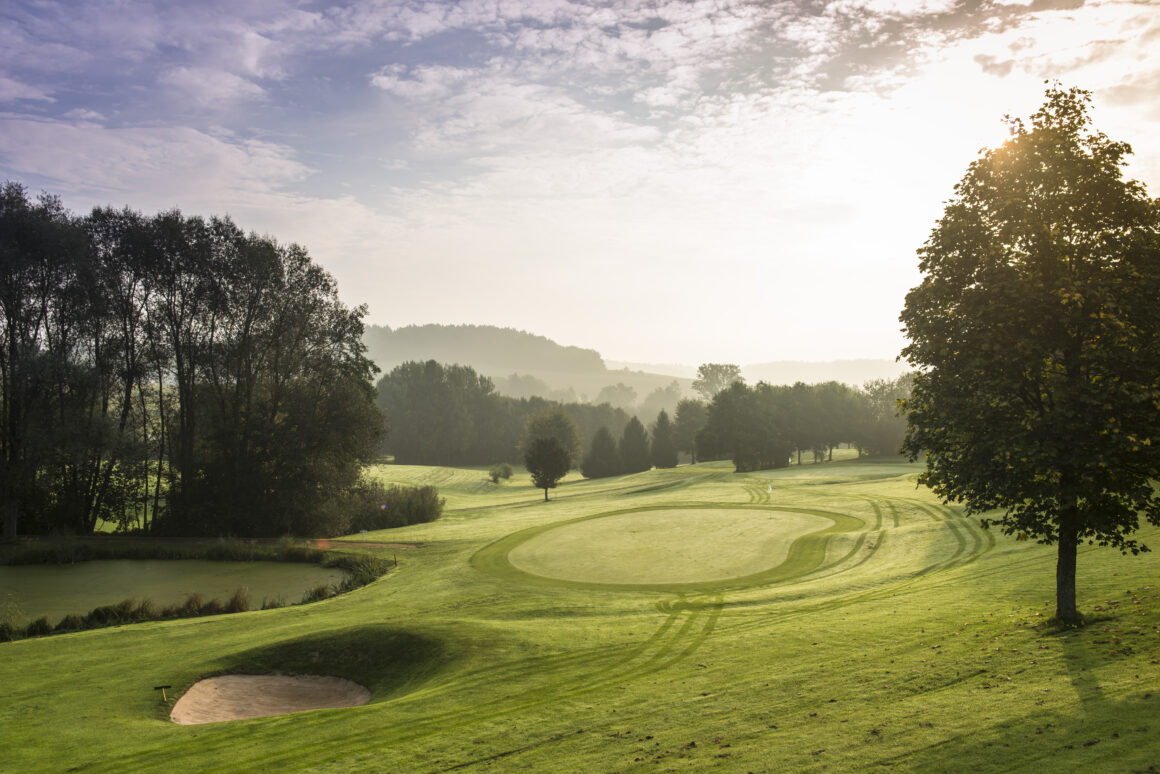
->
376;359;913;470
363;324;905;416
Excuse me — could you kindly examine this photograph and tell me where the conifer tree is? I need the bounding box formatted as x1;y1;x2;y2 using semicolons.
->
581;426;621;479
650;410;679;468
619;416;652;474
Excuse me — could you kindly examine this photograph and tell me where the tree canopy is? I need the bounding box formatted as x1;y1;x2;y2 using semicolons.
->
581;425;621;479
524;405;583;465
0;183;382;538
524;436;572;501
900;86;1160;624
691;363;743;401
618;416;652;474
650;409;679;469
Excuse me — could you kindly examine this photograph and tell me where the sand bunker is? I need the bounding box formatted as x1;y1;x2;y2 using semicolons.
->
170;674;370;725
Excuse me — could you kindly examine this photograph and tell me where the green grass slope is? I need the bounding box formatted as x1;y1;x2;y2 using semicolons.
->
2;458;1158;773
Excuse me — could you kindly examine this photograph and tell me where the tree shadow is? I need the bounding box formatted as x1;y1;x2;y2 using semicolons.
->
216;625;453;701
879;614;1157;771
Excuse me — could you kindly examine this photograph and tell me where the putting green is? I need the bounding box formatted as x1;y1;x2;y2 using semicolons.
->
506;508;833;586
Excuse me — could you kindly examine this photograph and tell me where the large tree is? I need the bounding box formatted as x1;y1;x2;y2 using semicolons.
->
524;436;571;501
672;398;708;463
376;360;496;465
900;86;1160;624
855;374;914;457
581;425;621;479
0;186;383;538
650;409;678;469
618;416;652;474
0;183;88;538
691;363;743;401
523;405;583;464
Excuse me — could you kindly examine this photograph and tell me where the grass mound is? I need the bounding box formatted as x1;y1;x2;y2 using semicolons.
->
217;626;451;700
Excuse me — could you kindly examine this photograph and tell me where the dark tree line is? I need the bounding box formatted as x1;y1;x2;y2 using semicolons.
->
375;360;630;466
694;376;913;473
0;182;382;539
580;411;678;478
377;357;913;478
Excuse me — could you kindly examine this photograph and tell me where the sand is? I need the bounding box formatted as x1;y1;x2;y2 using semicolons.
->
170;674;371;725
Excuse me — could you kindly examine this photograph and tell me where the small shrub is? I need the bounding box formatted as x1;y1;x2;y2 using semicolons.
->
131;599;156;621
24;617;52;637
273;536;323;564
0;622;16;642
489;463;514;484
180;593;204;617
348;482;444;532
329;553;392;592
261;596;286;610
301;584;330;604
225;588;250;613
85;605;121;627
83;599;136;627
54;614;84;632
199;598;224;616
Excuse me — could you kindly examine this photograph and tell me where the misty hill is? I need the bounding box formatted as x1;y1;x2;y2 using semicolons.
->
363;324;690;407
363;324;905;406
608;359;907;386
364;324;606;376
742;359;908;386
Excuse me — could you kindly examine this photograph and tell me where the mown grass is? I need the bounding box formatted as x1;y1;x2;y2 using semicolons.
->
2;457;1158;773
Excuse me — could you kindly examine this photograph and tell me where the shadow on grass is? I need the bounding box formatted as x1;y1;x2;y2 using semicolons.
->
883;604;1158;771
218;625;451;702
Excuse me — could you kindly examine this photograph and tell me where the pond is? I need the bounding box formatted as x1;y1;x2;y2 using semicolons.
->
0;560;347;625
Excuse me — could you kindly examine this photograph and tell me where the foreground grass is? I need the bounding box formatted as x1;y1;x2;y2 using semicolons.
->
2;458;1158;772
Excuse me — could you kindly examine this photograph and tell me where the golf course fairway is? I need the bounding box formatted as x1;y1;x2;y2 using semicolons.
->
3;457;1158;773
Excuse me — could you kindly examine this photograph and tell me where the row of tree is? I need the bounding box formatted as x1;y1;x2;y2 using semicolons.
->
377;359;913;477
375;360;632;466
696;376;914;472
580;411;678;478
574;375;913;476
0;183;382;538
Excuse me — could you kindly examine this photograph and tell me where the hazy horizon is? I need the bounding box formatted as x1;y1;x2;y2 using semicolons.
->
3;0;1157;365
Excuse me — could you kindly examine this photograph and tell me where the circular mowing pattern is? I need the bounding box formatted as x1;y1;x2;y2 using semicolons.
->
474;505;859;593
509;508;828;585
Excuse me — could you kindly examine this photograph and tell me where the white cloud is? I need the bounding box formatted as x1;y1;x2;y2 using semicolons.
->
62;108;104;123
0;114;308;205
3;0;1157;364
370;64;477;100
0;74;53;102
159;67;267;107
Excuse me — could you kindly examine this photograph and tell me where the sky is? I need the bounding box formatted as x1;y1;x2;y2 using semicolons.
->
2;0;1159;366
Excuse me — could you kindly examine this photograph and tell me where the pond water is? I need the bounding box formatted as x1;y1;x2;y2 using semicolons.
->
0;560;347;625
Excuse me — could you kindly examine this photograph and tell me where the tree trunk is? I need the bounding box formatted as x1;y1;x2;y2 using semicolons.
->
2;501;17;541
543;488;549;502
1055;519;1080;624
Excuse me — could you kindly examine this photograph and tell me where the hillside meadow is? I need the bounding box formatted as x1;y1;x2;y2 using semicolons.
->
2;457;1158;772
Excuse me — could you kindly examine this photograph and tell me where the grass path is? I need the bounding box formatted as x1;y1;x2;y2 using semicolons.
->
3;458;1158;772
